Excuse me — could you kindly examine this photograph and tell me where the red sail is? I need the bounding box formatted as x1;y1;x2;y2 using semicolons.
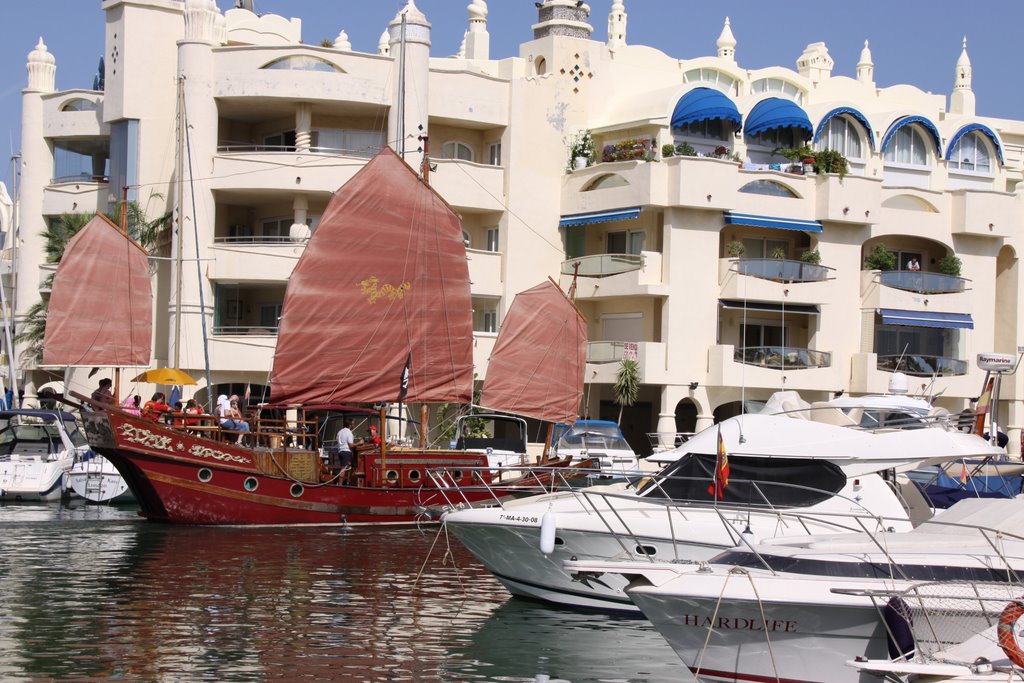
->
480;280;587;424
270;148;474;405
42;214;152;367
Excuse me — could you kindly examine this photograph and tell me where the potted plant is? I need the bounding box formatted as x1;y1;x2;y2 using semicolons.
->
567;130;595;172
937;254;962;276
813;149;850;179
714;145;730;159
800;249;821;265
770;246;787;260
863;243;896;271
726;240;746;257
662;143;676;159
675;140;697;157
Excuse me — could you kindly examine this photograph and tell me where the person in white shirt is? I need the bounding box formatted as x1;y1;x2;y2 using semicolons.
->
336;417;356;470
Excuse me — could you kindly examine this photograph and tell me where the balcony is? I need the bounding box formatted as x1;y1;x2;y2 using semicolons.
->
950;188;1018;238
430;159;505;211
814;173;882;224
211;151;366;194
467;249;502;297
734;346;832;370
877;270;968;294
562;160;667;216
560;252;668;299
207;243;302;283
719;258;831;305
876;354;967;377
473;333;497;379
850;353;978;397
708;344;841;391
42;183;107;216
585;341;667;384
861;270;972;312
207;334;276;373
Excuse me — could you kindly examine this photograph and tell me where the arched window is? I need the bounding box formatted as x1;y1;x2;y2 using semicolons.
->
60;98;97;112
261;56;343;73
817;116;862;159
682;68;736;94
738;180;797;198
884;126;929;166
441;142;473;161
583;174;629;191
948;131;991;173
535;56;547;75
751;78;805;105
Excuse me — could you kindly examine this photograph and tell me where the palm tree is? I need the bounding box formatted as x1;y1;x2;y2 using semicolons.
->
613;358;640;425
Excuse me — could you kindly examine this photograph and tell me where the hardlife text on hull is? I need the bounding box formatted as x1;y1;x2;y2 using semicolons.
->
75;148;586;525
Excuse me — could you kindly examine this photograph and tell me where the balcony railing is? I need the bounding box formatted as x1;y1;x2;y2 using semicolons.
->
734;258;832;283
213;326;279;336
214;235;306;245
734;346;832;370
217;143;381;158
587;341;625;363
878;270;968;294
50;174;108;184
562;253;643;278
876;354;967;377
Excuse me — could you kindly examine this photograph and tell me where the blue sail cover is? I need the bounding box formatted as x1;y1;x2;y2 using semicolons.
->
744;98;813;137
671;87;742;129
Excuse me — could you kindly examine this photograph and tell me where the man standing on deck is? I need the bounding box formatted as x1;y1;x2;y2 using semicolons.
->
336;418;356;470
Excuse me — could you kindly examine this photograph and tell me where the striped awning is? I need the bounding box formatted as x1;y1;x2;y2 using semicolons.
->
879;309;974;329
559;207;641;228
744;98;813;137
723;211;822;233
721;300;819;315
671;87;742;129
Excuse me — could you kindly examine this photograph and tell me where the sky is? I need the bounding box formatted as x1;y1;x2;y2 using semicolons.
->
2;0;1023;189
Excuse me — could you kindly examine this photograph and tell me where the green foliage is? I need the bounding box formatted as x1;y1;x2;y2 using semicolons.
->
773;145;816;162
726;240;746;257
601;138;654;163
863;243;896;271
799;249;822;265
662;143;676;158
566;129;595;172
675;140;697;157
14;299;48;367
770;246;787;260
613;358;640;425
937;254;962;276
434;376;488;446
318;38;334;47
813;149;849;178
42;213;92;263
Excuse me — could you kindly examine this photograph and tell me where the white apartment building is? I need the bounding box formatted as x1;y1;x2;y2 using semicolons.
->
14;0;1024;454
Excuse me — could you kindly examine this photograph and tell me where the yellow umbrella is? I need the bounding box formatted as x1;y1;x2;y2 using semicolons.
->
131;368;198;385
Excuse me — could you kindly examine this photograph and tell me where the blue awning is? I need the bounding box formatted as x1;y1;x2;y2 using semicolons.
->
720;300;819;315
879;309;974;329
559;207;641;228
880;115;942;155
945;123;1004;164
813;106;875;150
744;98;813;137
671;87;742;129
723;211;822;233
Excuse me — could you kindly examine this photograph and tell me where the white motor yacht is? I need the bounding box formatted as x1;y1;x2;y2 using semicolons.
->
0;409;91;501
68;452;133;503
564;498;1024;683
442;403;1003;611
549;419;641;477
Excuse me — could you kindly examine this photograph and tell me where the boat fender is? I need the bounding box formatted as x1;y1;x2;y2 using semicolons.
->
882;596;915;659
539;511;556;555
998;599;1024;668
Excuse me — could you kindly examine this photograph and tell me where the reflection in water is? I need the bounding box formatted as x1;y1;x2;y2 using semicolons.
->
0;503;685;682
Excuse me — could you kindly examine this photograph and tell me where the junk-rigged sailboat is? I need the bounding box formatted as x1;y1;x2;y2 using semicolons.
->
43;213;150;502
76;148;578;525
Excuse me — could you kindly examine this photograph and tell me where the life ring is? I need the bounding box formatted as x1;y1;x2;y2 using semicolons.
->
998;599;1024;668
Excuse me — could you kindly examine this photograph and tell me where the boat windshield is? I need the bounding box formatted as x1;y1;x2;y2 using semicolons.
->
0;423;68;456
636;453;846;508
558;425;630;452
854;409;930;430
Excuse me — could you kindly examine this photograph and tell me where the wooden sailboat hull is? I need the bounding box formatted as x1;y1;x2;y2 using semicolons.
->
80;409;520;526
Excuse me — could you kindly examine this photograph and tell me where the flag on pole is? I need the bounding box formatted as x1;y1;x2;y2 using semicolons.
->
973;378;994;435
397;352;411;402
708;426;730;500
960;461;970;486
244;383;251;403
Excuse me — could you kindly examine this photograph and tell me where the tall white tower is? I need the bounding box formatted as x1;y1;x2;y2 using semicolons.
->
856;40;874;86
464;0;489;60
388;0;431;171
607;1;627;51
716;17;736;62
950;37;975;116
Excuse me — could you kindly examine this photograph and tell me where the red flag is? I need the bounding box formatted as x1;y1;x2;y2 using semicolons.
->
708;427;730;500
960;461;969;486
973;378;994;435
243;383;251;403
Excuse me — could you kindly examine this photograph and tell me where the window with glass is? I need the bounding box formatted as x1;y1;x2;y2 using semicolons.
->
473;299;499;333
683;68;736;94
751;78;804;104
263;130;296;151
486;227;500;252
441;141;473;161
310;129;385;156
875;324;948;357
740;322;788;349
260;304;282;330
60;98;97;112
488;141;502;166
817;116;863;159
949;132;992;173
738;180;797;198
742;237;789;260
52;139;109;183
884;126;929;166
747;126;807;150
674;118;729;141
607;230;645;255
261;56;342;73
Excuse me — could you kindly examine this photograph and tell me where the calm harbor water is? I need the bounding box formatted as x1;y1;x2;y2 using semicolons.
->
0;502;687;682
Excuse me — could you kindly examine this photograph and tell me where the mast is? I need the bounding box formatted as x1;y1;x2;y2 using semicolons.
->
172;76;185;369
5;152;19;408
396;14;407;157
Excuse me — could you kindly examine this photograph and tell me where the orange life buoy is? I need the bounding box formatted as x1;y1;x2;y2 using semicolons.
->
998;599;1024;668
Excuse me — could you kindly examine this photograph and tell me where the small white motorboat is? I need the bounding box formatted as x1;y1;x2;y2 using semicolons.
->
0;409;90;501
68;452;133;503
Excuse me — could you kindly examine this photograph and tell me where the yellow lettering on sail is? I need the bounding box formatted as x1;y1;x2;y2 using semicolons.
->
359;276;412;303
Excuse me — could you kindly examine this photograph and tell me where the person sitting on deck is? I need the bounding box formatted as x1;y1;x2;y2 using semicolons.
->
90;378;115;407
142;393;172;422
183;399;203;428
218;394;250;444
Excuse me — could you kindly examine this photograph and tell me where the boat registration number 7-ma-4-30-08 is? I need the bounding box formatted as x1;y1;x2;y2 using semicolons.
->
498;513;540;524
